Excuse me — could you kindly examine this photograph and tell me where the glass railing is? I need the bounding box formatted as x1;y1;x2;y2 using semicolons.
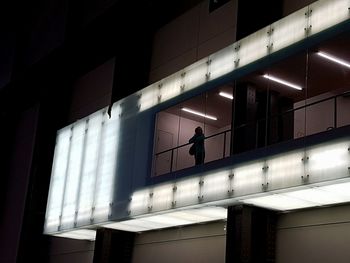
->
153;91;350;176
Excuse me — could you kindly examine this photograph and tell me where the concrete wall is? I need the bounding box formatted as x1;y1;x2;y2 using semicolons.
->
276;204;350;263
132;221;226;263
48;237;95;263
149;0;238;83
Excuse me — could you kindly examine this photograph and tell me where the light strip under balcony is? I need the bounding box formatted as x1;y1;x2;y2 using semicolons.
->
219;91;234;100
263;74;303;90
182;107;217;120
317;51;350;68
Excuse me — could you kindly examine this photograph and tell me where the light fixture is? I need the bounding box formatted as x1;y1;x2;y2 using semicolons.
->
104;207;227;232
219;91;234;100
263;74;302;90
53;229;96;241
317;51;350;68
182;108;217;120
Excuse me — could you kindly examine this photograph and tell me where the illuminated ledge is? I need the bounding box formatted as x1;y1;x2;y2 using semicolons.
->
53;229;96;241
128;138;350;218
50;180;350;240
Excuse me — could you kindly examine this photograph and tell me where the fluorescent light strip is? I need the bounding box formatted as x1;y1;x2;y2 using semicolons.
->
182;108;217;120
263;74;302;90
317;51;350;68
219;92;234;100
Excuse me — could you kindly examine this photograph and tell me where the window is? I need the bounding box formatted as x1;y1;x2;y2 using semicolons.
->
153;85;234;176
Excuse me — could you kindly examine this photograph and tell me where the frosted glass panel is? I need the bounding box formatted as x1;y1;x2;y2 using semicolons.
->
129;189;152;216
271;7;308;53
61;121;86;229
159;73;183;103
182;58;209;92
233;162;265;196
175;177;201;207
310;0;350;35
138;83;160;112
44;127;71;232
306;141;350;183
267;151;305;190
237;26;270;68
210;45;236;80
201;171;232;201
76;111;104;226
93;110;119;223
151;183;174;212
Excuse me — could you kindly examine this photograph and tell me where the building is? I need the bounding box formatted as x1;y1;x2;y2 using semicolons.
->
2;0;350;262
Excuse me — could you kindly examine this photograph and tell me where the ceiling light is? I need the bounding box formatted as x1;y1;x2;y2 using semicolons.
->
317;51;350;68
182;108;217;120
219;91;234;100
263;74;302;90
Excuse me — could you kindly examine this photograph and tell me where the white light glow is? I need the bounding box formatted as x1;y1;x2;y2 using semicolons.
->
242;194;317;211
219;92;234;100
317;51;350;68
320;182;350;201
54;229;96;241
105;207;227;232
263;74;302;90
283;188;343;205
181;108;217;120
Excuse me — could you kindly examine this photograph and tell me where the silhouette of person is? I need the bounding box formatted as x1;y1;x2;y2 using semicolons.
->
189;126;205;165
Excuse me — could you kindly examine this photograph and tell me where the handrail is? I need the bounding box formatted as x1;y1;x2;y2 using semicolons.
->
155;129;231;156
234;91;349;131
154;90;350;175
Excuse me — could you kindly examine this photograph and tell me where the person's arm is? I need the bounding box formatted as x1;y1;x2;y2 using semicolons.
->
189;134;196;143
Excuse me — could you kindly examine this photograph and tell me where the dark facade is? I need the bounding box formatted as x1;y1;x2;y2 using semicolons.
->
2;0;350;262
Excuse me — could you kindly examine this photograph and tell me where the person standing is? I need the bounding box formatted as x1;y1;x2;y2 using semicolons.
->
189;126;205;165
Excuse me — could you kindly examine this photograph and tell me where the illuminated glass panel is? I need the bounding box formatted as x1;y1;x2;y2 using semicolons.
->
310;0;350;36
201;170;232;201
151;183;174;212
209;45;236;80
76;111;104;226
44;127;71;233
92;109;120;223
267;151;305;190
182;58;209;92
233;162;265;196
237;26;270;68
159;73;183;103
129;189;152;216
175;177;201;207
306;141;350;183
138;83;160;112
61;121;86;230
271;7;308;53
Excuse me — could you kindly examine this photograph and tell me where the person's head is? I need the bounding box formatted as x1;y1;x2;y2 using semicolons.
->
195;126;203;135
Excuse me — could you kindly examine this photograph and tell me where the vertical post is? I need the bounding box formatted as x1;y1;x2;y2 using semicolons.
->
226;205;276;263
93;228;135;263
334;96;337;129
223;131;227;158
170;149;174;173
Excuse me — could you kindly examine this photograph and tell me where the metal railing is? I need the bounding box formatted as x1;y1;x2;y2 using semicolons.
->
153;91;350;176
154;129;231;175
